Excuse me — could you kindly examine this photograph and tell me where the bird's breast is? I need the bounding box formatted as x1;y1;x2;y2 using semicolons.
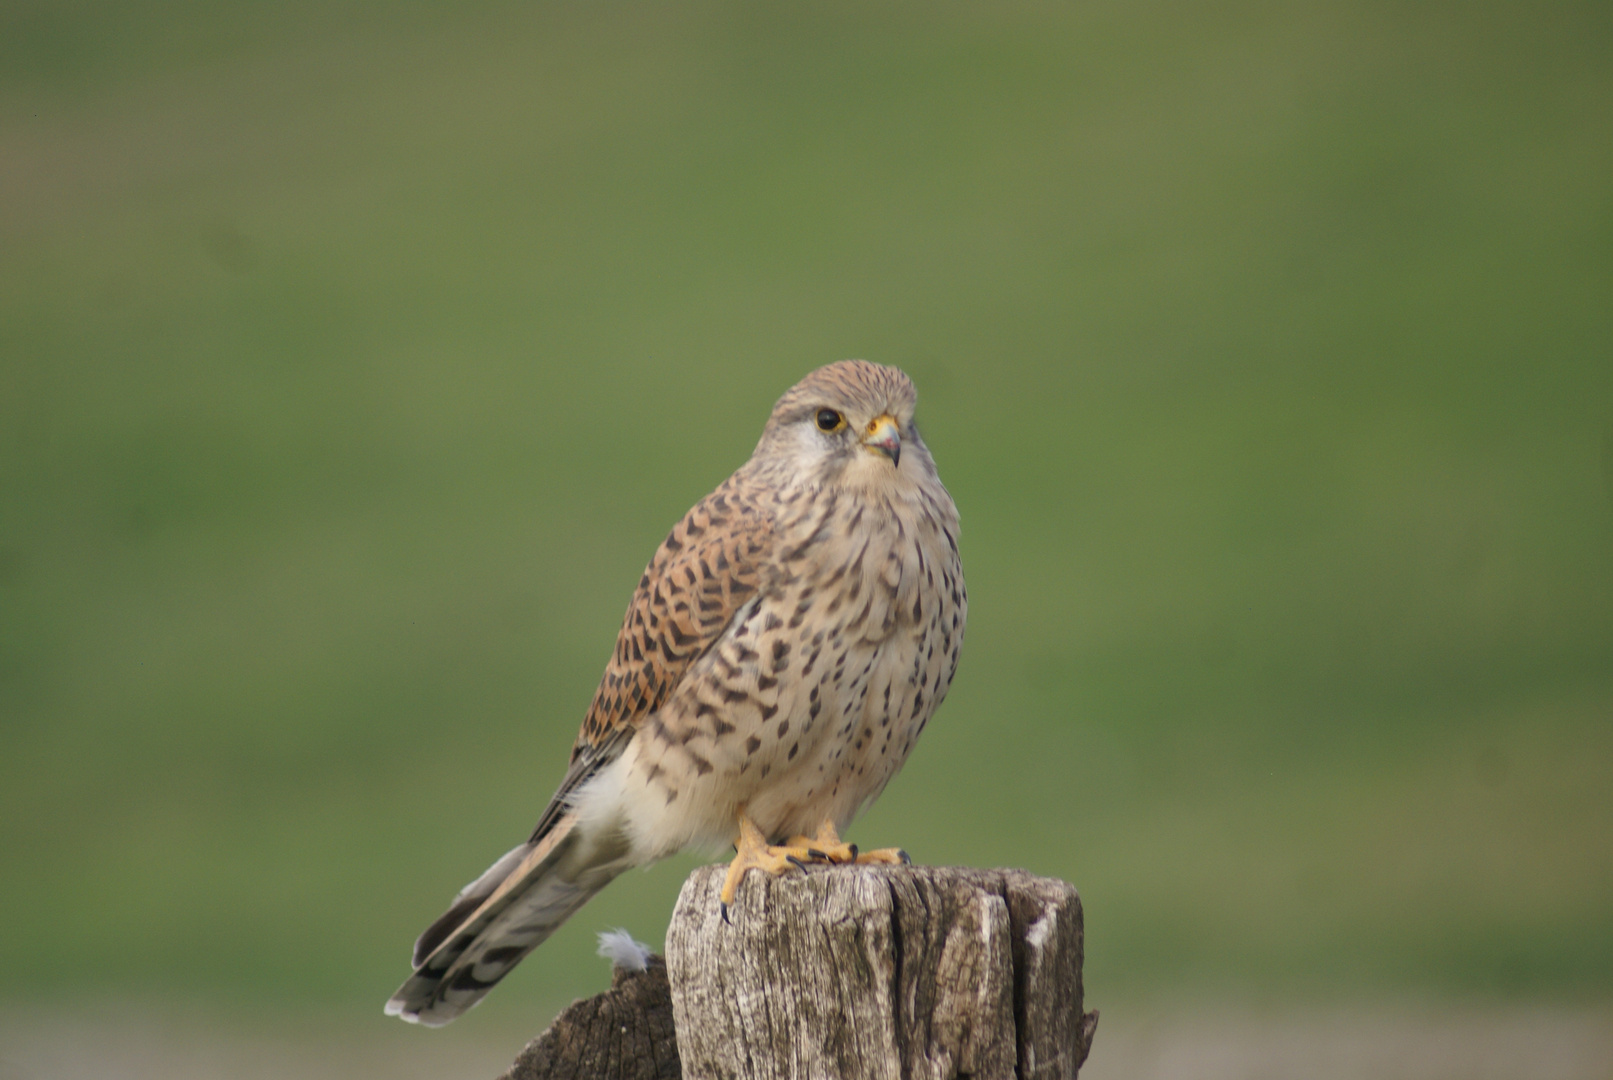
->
605;482;965;857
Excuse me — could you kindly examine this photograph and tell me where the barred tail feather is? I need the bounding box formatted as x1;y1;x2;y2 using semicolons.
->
385;811;623;1026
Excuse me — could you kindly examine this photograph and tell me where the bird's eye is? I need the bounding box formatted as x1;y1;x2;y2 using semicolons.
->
815;409;844;432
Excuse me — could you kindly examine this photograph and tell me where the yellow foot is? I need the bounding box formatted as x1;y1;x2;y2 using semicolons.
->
854;846;912;866
719;814;822;922
787;819;911;867
782;819;860;865
720;817;913;922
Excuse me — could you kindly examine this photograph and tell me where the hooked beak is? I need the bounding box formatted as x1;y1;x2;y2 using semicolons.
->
861;413;901;468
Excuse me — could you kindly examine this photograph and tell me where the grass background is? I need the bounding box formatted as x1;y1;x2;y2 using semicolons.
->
3;0;1611;1039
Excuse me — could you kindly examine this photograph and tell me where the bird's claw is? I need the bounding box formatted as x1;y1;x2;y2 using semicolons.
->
849;845;911;866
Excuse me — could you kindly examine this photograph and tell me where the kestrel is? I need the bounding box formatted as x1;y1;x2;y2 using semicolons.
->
387;360;966;1025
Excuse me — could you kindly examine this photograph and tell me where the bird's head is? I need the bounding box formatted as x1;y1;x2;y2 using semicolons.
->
753;360;933;495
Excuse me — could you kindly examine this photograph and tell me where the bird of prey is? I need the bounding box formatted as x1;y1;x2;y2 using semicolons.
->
387;360;966;1025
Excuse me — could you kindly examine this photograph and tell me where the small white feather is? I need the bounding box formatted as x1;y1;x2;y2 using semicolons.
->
1026;909;1056;952
596;928;653;972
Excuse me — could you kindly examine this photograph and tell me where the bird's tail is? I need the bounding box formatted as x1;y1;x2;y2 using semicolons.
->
385;810;627;1026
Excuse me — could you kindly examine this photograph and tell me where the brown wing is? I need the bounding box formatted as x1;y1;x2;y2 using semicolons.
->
525;476;774;844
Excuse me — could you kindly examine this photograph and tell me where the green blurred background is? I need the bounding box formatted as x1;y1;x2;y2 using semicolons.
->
3;0;1610;1049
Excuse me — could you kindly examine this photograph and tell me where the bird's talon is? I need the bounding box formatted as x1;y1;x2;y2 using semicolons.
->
847;843;859;861
806;847;827;861
786;854;808;873
898;849;911;865
720;901;731;925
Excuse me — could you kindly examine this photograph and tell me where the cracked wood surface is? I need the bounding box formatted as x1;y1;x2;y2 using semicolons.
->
666;864;1097;1080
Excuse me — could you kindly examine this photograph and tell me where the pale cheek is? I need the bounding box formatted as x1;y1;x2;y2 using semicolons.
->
785;426;836;471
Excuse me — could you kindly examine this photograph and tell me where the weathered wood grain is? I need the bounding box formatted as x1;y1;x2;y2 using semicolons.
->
666;864;1096;1080
500;955;680;1080
498;865;1096;1079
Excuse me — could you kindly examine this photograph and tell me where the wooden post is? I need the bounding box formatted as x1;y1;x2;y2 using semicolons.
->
668;864;1096;1080
502;865;1097;1080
